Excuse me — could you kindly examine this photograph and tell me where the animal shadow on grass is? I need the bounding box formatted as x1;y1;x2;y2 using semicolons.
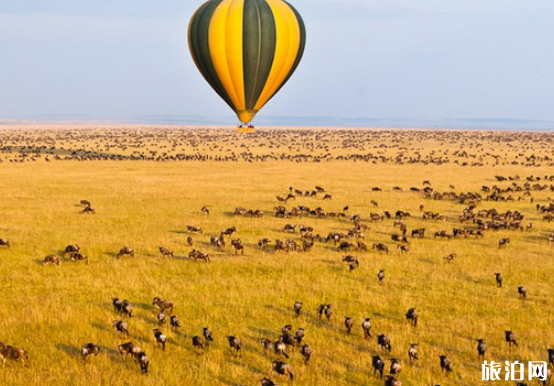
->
169;230;187;234
103;251;119;259
56;344;81;358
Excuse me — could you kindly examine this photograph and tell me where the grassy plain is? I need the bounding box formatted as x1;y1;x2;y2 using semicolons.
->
0;126;553;386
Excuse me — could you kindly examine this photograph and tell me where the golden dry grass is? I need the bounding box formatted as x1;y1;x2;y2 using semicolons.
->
0;126;553;386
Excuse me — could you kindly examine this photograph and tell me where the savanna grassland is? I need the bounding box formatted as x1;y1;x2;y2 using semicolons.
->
0;126;553;386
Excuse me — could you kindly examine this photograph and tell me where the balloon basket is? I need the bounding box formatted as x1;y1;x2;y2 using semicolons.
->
237;126;256;134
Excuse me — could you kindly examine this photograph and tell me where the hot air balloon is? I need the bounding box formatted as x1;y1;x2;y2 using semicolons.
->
188;0;306;132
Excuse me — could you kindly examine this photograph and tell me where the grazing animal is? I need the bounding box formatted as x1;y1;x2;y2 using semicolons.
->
317;304;326;319
477;339;487;359
495;272;503;288
64;244;80;256
505;330;518;348
377;269;385;285
189;249;210;262
372;355;385;379
261;338;273;352
170;315;180;330
397;244;409;253
0;239;10;248
411;228;425;238
389;358;401;375
408;343;418;365
260;377;278;386
187;225;203;234
118;342;142;358
324;304;333;321
301;344;313;364
187;236;193;246
293;301;303;317
113;320;129;336
153;329;167;350
405;308;418;327
152;297;174;314
157;310;166;325
133;351;150;373
518;285;528;299
0;343;28;366
201;206;209;215
227;336;241;355
159;246;174;258
117;247;134;259
295;328;305;344
231;239;244;255
120;299;133;317
344;317;353;334
203;327;214;344
82;206;95;214
81;343;100;360
378;334;392;354
362;318;372;339
384;375;402;386
69;252;88;264
440;355;453;372
498;237;510;248
112;297;123;313
80;199;91;206
274;337;289;359
547;348;554;368
42;254;59;266
272;361;294;381
192;336;204;351
443;253;456;263
372;243;389;253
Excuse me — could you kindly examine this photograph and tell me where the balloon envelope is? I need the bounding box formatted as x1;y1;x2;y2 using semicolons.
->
188;0;306;123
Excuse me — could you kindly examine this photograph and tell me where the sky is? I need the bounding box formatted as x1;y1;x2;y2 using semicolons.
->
1;0;553;126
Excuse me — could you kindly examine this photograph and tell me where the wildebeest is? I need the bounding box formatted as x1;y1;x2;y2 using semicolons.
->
118;341;142;358
203;327;214;344
518;285;527;299
260;377;278;386
0;342;28;366
372;355;385;379
397;244;409;253
187;225;203;234
201;206;209;215
69;252;88;264
372;243;389;253
153;329;167;350
362;318;372;339
0;238;10;248
187;236;193;246
231;239;244;255
495;272;503;288
440;355;453;373
81;343;100;360
357;241;368;251
443;253;456;263
338;241;355;252
192;336;205;351
411;228;425;238
133;351;150;373
189;249;210;262
159;246;174;258
377;269;385;285
344;317;353;334
282;224;296;233
316;304;326;319
477;339;487;359
157;310;166;325
82;205;95;214
117;247;134;259
119;299;133;317
384;375;402;386
301;344;313;364
505;330;518;348
170;315;180;330
273;337;289;359
389;358;401;375
152;297;174;314
293;301;303;317
42;254;59;266
408;343;418;365
227;336;241;355
113;320;129;336
405;308;418;327
258;238;271;249
272;361;293;381
64;244;79;256
377;334;392;354
324;304;333;321
80;199;91;206
498;237;510;248
391;234;409;243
